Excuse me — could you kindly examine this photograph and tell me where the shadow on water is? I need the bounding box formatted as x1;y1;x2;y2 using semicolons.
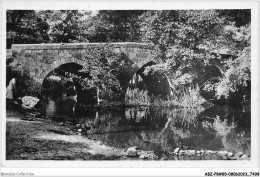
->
44;98;251;159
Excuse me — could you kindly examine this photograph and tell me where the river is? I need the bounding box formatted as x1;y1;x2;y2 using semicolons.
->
43;98;251;160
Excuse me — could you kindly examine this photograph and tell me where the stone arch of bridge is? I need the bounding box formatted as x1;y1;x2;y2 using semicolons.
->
40;57;97;104
213;64;225;76
40;57;87;82
128;61;173;97
39;56;173;99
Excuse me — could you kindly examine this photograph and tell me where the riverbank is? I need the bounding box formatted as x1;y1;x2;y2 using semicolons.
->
6;108;250;161
6;110;127;160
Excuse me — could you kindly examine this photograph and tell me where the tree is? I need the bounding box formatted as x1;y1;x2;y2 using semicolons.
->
37;10;91;43
139;10;251;105
140;10;226;85
214;24;251;103
66;46;134;101
6;10;49;48
217;9;251;27
86;10;146;42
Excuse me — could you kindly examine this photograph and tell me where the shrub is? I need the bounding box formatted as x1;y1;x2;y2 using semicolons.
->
125;84;209;108
6;63;41;98
125;88;151;106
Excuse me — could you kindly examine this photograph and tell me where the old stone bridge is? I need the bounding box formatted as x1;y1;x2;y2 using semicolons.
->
11;42;172;96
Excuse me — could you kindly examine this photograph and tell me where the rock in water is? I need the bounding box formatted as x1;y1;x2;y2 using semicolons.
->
218;151;228;156
235;152;243;158
187;150;196;155
174;147;181;154
240;154;249;159
205;150;213;155
139;154;147;159
126;146;138;157
227;152;234;157
196;150;202;154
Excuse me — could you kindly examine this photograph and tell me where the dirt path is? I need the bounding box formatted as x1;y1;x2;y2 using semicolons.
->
6;110;127;160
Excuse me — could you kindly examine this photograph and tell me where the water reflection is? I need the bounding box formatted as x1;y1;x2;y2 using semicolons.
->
44;99;251;159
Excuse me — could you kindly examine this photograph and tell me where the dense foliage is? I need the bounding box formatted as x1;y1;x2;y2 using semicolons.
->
6;62;41;98
138;10;250;103
76;46;134;100
6;10;251;106
40;46;134;102
6;10;49;49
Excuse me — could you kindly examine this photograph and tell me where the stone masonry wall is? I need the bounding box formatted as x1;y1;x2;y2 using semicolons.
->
12;43;158;84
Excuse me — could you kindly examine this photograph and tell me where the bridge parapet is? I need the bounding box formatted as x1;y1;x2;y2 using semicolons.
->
12;42;154;50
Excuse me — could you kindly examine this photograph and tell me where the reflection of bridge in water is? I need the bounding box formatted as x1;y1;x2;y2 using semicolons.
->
44;98;250;157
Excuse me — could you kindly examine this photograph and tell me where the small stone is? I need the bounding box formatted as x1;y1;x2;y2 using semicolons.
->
77;129;82;132
227;152;234;157
137;150;143;156
174;147;181;154
218;151;228;156
20;154;28;158
126;146;138;157
139;154;147;159
185;151;192;156
152;155;159;160
196;150;202;154
76;124;81;128
235;152;244;158
240;154;249;159
179;150;184;154
187;150;196;155
59;122;64;126
205;150;212;155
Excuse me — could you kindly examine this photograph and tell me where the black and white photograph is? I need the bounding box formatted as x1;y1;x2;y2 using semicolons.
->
1;1;259;176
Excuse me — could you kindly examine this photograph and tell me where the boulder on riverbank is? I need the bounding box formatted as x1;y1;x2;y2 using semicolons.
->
126;146;138;157
21;96;39;108
124;146;159;160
